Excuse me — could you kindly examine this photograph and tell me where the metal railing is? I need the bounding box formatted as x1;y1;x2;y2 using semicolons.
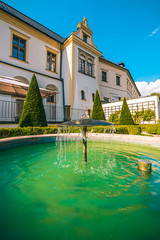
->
44;104;64;122
0;100;88;123
0;100;17;122
70;108;87;120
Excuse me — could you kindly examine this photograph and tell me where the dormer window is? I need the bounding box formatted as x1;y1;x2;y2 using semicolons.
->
83;33;87;43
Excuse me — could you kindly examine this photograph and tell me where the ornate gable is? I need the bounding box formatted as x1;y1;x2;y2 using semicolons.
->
73;17;97;49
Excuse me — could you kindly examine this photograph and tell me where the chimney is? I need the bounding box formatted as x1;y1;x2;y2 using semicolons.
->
117;62;125;67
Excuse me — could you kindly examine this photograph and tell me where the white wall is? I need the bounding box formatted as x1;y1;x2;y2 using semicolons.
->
102;95;160;122
73;45;98;110
0;19;63;108
62;44;71;106
99;60;140;102
0;20;61;78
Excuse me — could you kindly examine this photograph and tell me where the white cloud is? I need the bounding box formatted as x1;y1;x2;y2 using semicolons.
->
135;79;160;96
149;26;160;37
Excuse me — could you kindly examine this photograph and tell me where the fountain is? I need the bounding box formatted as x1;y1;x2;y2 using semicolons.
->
60;117;113;163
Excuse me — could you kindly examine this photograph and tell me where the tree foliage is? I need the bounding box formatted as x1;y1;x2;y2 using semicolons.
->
19;74;47;127
109;111;121;124
133;108;155;123
91;90;105;120
119;97;134;125
143;109;155;121
150;92;160;100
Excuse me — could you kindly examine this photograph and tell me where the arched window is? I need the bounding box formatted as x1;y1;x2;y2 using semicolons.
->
46;84;58;103
14;76;29;84
87;58;92;76
92;93;95;102
81;90;85;100
79;55;85;73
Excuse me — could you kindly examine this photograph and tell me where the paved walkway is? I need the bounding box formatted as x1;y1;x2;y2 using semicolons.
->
0;124;18;128
0;124;57;128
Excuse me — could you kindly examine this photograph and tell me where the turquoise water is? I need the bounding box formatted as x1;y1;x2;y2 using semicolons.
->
0;139;160;240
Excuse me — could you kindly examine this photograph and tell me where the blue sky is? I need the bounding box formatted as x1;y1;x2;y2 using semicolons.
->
2;0;160;94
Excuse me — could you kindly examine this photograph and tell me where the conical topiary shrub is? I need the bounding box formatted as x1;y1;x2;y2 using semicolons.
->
119;97;134;125
19;74;47;127
91;90;105;120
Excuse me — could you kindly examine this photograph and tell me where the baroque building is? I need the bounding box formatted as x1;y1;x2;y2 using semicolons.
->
0;1;140;121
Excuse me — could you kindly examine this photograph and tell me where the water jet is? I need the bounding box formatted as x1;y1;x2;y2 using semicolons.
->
60;118;113;163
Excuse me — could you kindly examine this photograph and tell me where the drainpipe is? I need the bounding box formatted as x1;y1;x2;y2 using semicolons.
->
60;43;65;117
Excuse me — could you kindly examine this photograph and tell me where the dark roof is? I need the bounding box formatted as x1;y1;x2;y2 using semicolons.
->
0;1;65;43
99;56;141;96
99;56;126;69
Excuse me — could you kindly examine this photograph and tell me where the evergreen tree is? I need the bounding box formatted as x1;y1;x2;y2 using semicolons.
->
91;90;105;120
19;74;47;127
119;97;134;125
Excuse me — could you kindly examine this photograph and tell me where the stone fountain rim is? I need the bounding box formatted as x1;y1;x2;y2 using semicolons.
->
59;119;113;127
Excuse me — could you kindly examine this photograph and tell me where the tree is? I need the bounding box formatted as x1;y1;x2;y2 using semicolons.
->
143;109;155;121
119;97;134;125
19;74;47;127
109;111;121;124
150;93;160;100
91;90;105;120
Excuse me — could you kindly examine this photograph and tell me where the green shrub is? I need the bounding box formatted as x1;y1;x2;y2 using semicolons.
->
150;92;160;100
133;109;144;124
88;125;141;135
91;90;105;120
109;111;121;124
143;109;155;121
0;125;141;139
19;74;47;127
145;125;160;135
119;97;134;125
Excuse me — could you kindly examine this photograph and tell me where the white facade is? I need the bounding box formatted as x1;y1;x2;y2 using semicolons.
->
0;2;141;122
0;18;63;107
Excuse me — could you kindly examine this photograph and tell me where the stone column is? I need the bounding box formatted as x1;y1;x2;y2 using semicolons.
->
64;105;71;121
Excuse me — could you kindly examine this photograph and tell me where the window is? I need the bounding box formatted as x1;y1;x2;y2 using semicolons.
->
103;97;110;103
47;51;56;72
87;62;92;76
112;95;121;102
79;58;85;73
12;35;26;61
83;33;87;43
81;90;85;100
102;71;107;82
116;76;120;86
78;49;95;77
92;93;95;102
46;95;55;103
10;28;30;63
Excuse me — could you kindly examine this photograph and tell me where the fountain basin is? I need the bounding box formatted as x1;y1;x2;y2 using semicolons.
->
0;134;160;240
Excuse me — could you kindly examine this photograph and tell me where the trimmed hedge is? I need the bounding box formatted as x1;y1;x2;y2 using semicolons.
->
87;125;141;135
0;125;141;139
119;97;134;125
19;74;47;127
91;90;105;120
0;127;58;139
141;124;160;135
